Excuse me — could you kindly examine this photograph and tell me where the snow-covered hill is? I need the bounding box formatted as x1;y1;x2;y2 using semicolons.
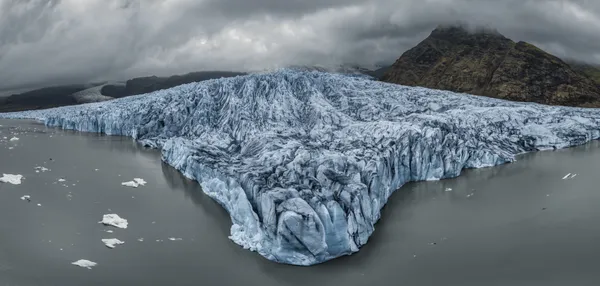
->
2;69;600;265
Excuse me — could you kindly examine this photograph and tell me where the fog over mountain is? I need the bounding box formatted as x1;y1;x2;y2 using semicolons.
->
1;0;599;91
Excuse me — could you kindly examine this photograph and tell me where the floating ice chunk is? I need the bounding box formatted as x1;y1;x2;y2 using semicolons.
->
168;238;183;241
569;174;577;179
0;174;23;185
37;203;41;206
8;147;13;150
138;238;144;242
9;137;18;141
58;178;66;182
102;238;125;249
72;259;97;269
133;178;146;186
35;166;50;172
20;195;31;201
121;178;147;188
99;214;128;229
445;188;453;192
121;181;139;188
562;173;571;180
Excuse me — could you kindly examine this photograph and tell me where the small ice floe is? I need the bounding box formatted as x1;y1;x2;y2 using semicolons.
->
58;178;66;182
137;238;144;242
20;195;31;202
34;166;50;172
168;238;183;241
105;230;113;233
94;169;99;171
9;137;19;141
37;203;42;207
102;238;125;249
121;181;138;188
466;193;474;198
562;173;577;180
444;188;453;192
0;174;24;185
8;147;13;150
72;259;97;269
121;178;147;188
99;214;128;229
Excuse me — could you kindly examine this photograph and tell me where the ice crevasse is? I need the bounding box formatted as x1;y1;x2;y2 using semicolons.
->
3;69;600;265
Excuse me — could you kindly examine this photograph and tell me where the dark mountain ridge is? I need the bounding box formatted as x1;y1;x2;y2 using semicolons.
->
381;25;600;107
0;71;247;112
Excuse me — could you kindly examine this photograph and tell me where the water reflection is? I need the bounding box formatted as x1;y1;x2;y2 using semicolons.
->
160;162;231;238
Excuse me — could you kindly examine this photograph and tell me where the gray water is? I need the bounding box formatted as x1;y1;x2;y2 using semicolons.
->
1;119;600;286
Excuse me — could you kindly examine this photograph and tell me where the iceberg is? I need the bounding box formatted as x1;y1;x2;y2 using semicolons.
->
99;214;128;229
0;174;24;185
71;259;97;269
102;238;125;249
2;69;600;265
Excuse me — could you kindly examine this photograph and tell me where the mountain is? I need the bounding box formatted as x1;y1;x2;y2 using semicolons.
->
100;71;247;98
568;61;600;87
4;69;600;265
0;84;96;112
0;71;247;112
380;25;600;107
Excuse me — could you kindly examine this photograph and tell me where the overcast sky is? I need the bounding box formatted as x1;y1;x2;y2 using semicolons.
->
1;0;599;92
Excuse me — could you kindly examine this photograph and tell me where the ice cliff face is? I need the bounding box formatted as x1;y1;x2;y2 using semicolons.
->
3;69;600;265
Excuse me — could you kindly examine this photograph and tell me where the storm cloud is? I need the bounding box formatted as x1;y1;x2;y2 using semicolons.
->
1;0;599;91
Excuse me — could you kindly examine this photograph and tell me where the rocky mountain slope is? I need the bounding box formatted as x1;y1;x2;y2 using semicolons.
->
381;26;600;107
569;61;600;87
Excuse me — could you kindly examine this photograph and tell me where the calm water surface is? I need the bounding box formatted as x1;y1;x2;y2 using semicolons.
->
1;119;600;286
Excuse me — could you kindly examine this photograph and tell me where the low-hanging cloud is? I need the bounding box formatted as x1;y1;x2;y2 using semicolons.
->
1;0;599;91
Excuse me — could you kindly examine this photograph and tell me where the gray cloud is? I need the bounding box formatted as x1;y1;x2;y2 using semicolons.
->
1;0;599;91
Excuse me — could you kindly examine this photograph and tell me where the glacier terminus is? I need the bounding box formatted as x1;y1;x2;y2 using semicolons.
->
3;69;600;266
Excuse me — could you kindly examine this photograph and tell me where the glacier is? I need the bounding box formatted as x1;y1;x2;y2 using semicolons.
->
3;69;600;265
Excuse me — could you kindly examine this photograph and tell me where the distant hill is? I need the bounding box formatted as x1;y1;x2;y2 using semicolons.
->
0;85;93;112
0;71;247;112
380;25;600;107
100;71;248;98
